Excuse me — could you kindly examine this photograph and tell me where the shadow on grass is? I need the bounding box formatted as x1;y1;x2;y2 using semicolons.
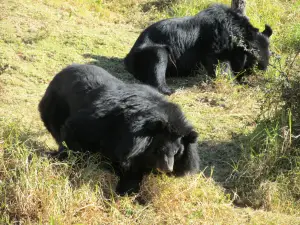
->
83;53;210;92
83;54;134;82
198;139;259;209
198;140;241;187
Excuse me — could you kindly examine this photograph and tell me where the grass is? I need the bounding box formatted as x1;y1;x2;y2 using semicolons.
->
229;55;300;215
0;0;299;224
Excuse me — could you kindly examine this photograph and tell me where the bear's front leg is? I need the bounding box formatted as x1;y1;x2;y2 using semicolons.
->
116;171;145;196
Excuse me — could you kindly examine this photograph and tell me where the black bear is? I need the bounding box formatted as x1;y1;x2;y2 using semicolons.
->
39;64;200;195
124;4;273;95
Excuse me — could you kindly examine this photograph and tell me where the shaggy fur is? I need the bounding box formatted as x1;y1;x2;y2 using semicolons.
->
124;4;273;95
39;64;200;195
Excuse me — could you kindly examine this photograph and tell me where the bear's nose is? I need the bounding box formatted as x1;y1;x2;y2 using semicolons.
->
164;155;174;172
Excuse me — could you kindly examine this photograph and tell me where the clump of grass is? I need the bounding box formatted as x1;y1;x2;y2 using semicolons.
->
139;174;236;224
230;53;300;215
0;120;118;224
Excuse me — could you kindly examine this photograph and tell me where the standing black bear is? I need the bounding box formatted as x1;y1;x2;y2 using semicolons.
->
39;64;200;195
124;4;273;95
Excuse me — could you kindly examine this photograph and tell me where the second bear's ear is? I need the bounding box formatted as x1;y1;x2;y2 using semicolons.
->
262;24;272;37
183;130;198;143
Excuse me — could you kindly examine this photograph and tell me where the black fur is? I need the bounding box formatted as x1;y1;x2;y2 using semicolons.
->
124;4;273;95
39;64;200;195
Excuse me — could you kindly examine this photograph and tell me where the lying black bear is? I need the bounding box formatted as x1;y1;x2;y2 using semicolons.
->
124;4;273;95
39;64;200;195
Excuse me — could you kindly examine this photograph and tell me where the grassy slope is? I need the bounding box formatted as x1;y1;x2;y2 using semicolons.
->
0;0;299;224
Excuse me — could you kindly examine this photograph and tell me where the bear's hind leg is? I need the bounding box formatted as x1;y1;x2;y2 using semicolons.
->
130;46;174;95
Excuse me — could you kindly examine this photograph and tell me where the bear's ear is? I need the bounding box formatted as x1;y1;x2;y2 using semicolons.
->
183;130;198;144
145;120;167;134
262;24;272;37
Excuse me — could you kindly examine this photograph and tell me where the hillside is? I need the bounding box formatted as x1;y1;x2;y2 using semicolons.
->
0;0;299;224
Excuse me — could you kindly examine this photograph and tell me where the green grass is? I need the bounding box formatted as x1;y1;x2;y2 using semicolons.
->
0;0;299;224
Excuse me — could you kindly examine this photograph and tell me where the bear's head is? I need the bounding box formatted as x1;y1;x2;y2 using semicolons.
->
246;24;273;71
142;104;199;174
153;130;198;173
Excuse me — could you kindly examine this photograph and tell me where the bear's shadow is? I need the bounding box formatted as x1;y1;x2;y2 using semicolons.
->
83;53;209;91
198;140;242;187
